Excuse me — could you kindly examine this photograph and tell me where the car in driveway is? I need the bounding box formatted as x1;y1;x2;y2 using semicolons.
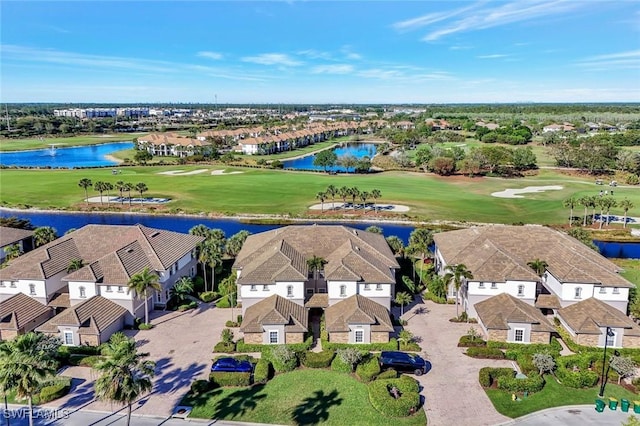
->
379;351;428;376
211;357;253;373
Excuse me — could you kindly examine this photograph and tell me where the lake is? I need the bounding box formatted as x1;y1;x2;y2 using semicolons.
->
0;141;134;168
282;142;377;172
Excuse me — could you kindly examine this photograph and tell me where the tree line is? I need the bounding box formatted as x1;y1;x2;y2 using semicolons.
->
314;185;382;213
78;178;149;206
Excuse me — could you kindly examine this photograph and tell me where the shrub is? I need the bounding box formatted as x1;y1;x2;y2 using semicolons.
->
221;328;234;344
190;379;212;395
331;354;353;373
368;376;421;417
497;375;545;393
200;291;217;303
532;352;556;375
178;301;198;311
39;377;71;403
337;348;363;372
356;355;381;382
235;336;313;353
301;350;335;368
478;367;515;388
209;372;251;387
466;347;505;359
486;340;562;355
458;335;487;347
265;345;298;373
323;338;398;352
400;341;422;352
79;355;104;367
377;369;398;380
225;320;240;327
254;359;272;384
216;298;230;308
138;323;154;330
422;292;447;304
214;341;236;353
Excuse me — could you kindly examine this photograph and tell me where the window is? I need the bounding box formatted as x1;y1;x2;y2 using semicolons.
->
0;282;5;287
117;286;124;293
478;282;485;289
340;285;347;297
574;287;582;299
364;284;370;290
376;284;383;291
106;285;112;293
269;331;278;344
287;285;294;297
10;281;16;288
263;285;269;291
599;287;606;294
306;289;314;295
250;285;257;291
157;292;161;302
517;285;524;297
355;330;364;343
491;282;497;289
63;331;74;345
79;286;86;298
606;329;616;347
613;287;620;294
29;284;36;295
514;329;524;342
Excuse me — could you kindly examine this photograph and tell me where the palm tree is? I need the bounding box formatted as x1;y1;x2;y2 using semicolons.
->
33;226;58;247
4;243;21;261
189;224;211;289
395;291;413;317
203;239;223;293
385;235;404;258
316;191;327;213
219;274;237;320
338;186;350;209
578;196;592;227
104;182;114;204
67;258;84;273
94;181;106;205
563;197;577;227
94;333;155;426
526;259;548;277
115;180;127;204
123;182;133;207
349;187;360;211
307;255;327;281
226;230;250;258
360;191;370;212
407;228;433;285
602;197;617;226
135;182;148;205
444;263;473;318
127;267;161;325
619;198;635;228
170;277;194;305
325;185;337;210
370;189;381;214
78;178;92;205
0;333;57;426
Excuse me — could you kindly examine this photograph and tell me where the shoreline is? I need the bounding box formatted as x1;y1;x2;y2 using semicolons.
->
267;139;385;163
0;139;134;154
103;154;125;164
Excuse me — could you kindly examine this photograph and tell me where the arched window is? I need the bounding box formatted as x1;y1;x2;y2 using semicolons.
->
575;287;582;299
79;286;86;298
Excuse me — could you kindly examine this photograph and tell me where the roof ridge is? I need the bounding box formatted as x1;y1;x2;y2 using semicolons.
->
135;225;165;270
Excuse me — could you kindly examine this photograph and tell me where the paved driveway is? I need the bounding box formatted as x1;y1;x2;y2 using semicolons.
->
399;299;513;426
44;303;230;418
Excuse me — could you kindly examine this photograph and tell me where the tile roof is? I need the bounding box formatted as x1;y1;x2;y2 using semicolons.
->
36;296;127;335
535;294;561;309
0;293;52;331
0;227;34;247
558;298;640;336
234;225;398;285
240;294;308;334
137;133;210;147
474;293;554;332
305;293;329;308
325;294;394;333
433;225;632;287
0;225;203;284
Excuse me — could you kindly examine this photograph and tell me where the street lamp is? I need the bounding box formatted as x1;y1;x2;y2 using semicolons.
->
598;327;616;398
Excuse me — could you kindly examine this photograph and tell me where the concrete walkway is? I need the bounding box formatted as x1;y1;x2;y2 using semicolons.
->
401;300;513;426
500;404;634;426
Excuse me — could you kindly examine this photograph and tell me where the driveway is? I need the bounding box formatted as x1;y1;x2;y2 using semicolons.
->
399;299;513;426
43;303;230;418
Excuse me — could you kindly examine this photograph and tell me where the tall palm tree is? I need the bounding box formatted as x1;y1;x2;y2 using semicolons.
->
526;258;548;277
127;267;161;325
385;235;404;258
338;186;350;209
370;189;381;214
4;243;22;261
94;181;106;205
203;239;223;293
219;274;238;320
619;198;635;228
170;277;194;305
226;230;250;258
563;197;577;227
307;255;327;281
104;182;114;204
135;182;148;205
94;332;156;426
0;333;57;426
189;224;211;290
67;258;84;273
78;178;92;205
115;181;127;204
123;182;133;207
349;187;360;211
360;191;370;212
408;228;433;285
578;196;592;227
325;185;337;210
444;263;473;318
316;191;327;213
602;197;617;227
33;226;58;247
395;291;413;317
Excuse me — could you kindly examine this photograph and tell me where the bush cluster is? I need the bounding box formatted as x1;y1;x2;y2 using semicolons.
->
214;341;236;353
504;351;537;375
235;336;313;353
377;369;398;380
253;359;272;384
422;292;447;304
301;350;335;368
497;375;545;393
178;301;198;311
322;338;398;352
138;323;154;330
209;372;251;387
199;291;217;303
555;354;601;388
487;339;562;355
478;367;515;388
330;354;353;373
458;335;487;347
368;376;421;418
466;347;505;359
263;345;298;373
39;377;72;403
356;355;381;382
190;379;212;395
399;341;422;352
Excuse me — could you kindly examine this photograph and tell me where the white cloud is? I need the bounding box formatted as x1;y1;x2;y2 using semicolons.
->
392;3;481;31
340;46;362;60
477;54;508;59
241;53;302;66
297;49;334;60
575;50;640;70
197;51;223;60
311;64;354;74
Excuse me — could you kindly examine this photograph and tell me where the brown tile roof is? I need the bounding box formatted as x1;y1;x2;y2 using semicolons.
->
475;293;554;332
558;298;640;336
0;225;203;284
325;294;393;332
535;294;561;309
137;133;210;147
433;225;632;287
234;225;398;285
0;227;33;247
47;285;70;308
0;293;52;331
36;296;127;335
305;293;329;308
240;294;308;333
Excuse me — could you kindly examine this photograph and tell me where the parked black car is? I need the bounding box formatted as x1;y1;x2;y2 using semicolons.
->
379;351;427;376
211;357;253;373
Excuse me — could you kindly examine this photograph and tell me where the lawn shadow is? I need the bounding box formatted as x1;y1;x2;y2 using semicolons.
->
213;385;267;420
291;389;343;425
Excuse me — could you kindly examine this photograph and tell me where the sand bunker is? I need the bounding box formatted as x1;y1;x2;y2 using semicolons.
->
491;185;563;199
309;202;410;213
157;169;208;176
210;170;244;175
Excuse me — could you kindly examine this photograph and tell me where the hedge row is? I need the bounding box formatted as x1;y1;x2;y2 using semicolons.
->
301;350;335;368
497;375;545;393
322;338;398;352
214;341;236;353
479;367;515;388
458;335;487;347
555;326;640;357
39;377;72;403
504;351;537;375
486;339;562;355
377;369;398;380
209;372;251;387
235;336;313;353
254;359;272;384
555;368;599;388
466;347;505;359
399;342;422;352
356;355;381;382
368;376;421;418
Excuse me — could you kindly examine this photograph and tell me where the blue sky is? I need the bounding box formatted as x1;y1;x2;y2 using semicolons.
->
1;1;639;103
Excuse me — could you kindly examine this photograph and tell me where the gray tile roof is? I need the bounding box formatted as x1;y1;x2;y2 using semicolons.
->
558;297;640;336
475;293;554;332
36;296;127;335
0;227;33;248
0;293;52;331
240;294;308;334
234;225;399;285
433;225;632;287
0;224;203;284
325;294;394;332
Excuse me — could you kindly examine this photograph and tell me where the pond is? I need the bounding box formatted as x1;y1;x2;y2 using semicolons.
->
0;141;134;168
282;142;377;172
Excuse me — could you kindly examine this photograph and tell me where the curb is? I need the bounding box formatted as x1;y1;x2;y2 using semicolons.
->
493;404;629;425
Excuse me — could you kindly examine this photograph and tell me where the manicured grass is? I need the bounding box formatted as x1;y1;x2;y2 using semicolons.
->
1;166;639;224
611;259;640;287
485;375;639;418
182;369;426;425
0;134;144;151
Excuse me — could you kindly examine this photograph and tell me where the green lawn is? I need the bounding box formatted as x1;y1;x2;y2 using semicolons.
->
182;369;426;425
485;375;639;418
611;259;640;287
1;166;639;224
0;134;143;151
